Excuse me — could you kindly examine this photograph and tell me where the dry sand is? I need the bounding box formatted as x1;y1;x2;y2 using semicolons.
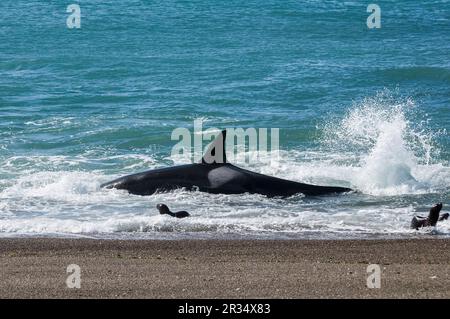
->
0;238;449;298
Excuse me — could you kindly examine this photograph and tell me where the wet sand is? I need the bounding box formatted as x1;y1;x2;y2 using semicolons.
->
0;238;449;298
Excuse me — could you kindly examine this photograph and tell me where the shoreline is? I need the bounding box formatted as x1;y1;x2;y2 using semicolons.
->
0;230;445;241
0;238;449;298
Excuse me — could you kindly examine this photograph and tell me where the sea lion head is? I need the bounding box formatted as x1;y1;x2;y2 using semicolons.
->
157;203;170;215
428;203;443;226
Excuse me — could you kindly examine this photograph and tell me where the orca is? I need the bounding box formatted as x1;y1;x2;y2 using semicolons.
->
101;130;353;197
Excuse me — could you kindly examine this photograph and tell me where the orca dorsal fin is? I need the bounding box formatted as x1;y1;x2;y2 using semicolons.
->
201;130;227;164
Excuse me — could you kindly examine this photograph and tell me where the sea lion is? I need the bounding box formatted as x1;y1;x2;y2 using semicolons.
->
410;203;448;230
157;203;190;218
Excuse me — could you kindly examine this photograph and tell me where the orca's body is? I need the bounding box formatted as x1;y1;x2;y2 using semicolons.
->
101;131;352;197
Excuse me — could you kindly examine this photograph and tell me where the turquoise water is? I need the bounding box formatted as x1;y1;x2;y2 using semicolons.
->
0;1;449;238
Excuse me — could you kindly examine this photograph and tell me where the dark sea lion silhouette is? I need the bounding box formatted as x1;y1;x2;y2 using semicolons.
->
411;203;448;230
157;203;190;218
101;130;352;197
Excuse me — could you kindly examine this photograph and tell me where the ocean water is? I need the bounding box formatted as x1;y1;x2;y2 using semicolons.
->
0;1;449;239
